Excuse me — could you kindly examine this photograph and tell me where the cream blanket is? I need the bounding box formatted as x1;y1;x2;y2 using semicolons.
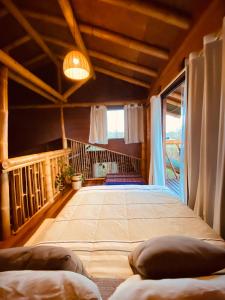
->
26;185;224;278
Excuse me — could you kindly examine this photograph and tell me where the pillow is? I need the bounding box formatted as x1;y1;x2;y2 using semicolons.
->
0;270;102;300
0;245;89;277
128;236;225;279
109;274;225;300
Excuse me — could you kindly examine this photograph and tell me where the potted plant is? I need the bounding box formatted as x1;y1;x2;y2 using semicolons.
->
55;160;83;191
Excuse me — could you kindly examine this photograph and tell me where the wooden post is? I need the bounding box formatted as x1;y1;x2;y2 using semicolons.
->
44;157;54;203
141;106;147;181
0;65;10;239
60;107;67;149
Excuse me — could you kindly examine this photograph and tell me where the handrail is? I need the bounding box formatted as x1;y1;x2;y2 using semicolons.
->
66;138;141;160
2;149;71;172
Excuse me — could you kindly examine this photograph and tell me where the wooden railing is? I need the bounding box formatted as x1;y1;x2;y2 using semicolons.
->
165;139;181;179
1;149;71;235
67;139;141;179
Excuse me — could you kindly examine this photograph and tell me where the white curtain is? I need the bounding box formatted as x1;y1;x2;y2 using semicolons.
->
187;18;225;237
124;104;144;144
149;96;165;186
89;105;108;144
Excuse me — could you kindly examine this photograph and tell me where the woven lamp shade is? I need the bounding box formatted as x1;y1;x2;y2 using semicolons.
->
63;50;90;80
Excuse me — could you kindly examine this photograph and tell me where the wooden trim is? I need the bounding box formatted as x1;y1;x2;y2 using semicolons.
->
89;50;157;78
10;99;145;109
100;0;190;30
3;36;31;52
63;78;89;99
0;50;66;102
0;66;10;240
57;0;95;78
95;66;150;88
0;188;74;248
80;24;169;60
1;0;58;65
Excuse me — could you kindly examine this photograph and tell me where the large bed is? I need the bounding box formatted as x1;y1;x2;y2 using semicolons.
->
26;185;225;279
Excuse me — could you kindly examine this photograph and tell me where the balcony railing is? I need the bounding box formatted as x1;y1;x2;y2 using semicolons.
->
1;148;71;236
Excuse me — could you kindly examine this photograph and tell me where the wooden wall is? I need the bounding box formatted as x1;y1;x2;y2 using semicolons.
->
9;73;147;158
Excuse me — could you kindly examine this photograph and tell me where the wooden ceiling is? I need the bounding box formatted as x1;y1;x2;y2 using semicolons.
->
0;0;213;103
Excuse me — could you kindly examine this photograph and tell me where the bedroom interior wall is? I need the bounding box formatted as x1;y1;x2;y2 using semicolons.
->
9;74;147;158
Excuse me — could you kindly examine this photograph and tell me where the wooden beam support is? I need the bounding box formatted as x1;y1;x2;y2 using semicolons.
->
63;78;89;99
0;49;66;102
60;107;67;149
80;24;169;60
44;36;158;78
22;9;67;27
100;0;190;30
1;0;58;65
0;65;11;239
167;98;181;107
24;54;48;67
9;72;58;104
3;35;31;52
89;50;157;78
94;66;150;89
10;99;145;109
57;0;95;78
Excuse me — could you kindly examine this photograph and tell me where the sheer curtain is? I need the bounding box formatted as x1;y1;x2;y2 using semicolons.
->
186;18;225;237
149;96;165;186
124;104;144;144
89;105;108;144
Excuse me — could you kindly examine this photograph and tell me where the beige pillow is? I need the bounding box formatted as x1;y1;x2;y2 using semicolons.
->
128;236;225;279
0;270;102;300
109;274;225;300
0;245;88;277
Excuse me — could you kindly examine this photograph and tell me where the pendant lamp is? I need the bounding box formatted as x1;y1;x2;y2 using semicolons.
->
63;50;90;80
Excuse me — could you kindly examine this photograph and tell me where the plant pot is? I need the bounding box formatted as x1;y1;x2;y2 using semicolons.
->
71;174;82;190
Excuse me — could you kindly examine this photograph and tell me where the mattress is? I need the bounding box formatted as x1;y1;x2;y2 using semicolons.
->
104;177;145;185
26;185;225;279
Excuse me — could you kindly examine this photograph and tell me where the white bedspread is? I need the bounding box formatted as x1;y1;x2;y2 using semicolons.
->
26;185;225;278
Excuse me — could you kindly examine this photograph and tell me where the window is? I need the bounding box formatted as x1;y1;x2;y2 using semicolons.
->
107;109;124;139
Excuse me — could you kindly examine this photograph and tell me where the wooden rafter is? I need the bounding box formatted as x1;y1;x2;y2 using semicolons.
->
43;36;157;78
100;0;190;30
9;72;58;104
1;0;58;65
80;24;169;60
22;9;67;27
0;8;7;18
94;66;150;89
89;50;157;78
10;99;145;109
3;36;31;52
57;0;95;78
24;54;48;67
0;49;66;103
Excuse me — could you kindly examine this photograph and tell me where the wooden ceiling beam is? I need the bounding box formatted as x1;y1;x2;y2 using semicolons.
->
22;9;67;27
1;0;58;65
89;50;157;78
3;35;31;52
0;49;66;102
9;72;58;104
167;98;181;107
80;24;169;60
100;0;190;30
57;0;95;78
10;99;145;109
0;8;7;18
94;66;150;89
43;35;158;78
24;54;48;67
